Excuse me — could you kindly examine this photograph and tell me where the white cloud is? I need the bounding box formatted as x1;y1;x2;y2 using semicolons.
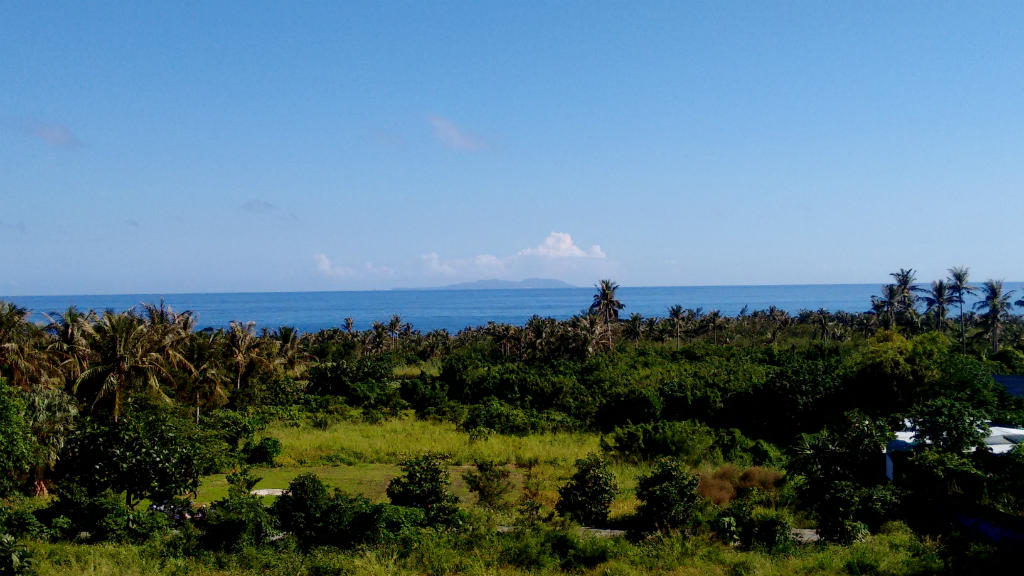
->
316;254;395;278
421;251;506;277
314;254;356;277
363;262;396;276
518;232;605;259
428;115;487;151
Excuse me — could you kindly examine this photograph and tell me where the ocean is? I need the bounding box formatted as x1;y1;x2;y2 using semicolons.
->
4;284;1018;334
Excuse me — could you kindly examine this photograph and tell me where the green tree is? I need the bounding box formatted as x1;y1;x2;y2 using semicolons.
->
386;452;460;526
634;458;701;533
75;311;169;422
64;406;202;507
0;381;33;495
909;397;988;454
973;279;1016;354
947;266;975;354
556;453;617;526
22;385;77;496
922;280;954;332
590;280;624;347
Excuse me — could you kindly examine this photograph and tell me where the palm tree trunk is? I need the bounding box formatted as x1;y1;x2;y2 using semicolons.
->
959;300;966;354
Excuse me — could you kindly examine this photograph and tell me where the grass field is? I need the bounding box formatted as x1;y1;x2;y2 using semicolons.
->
199;414;648;516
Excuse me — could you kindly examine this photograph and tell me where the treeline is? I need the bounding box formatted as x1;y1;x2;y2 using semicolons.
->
1;268;1024;572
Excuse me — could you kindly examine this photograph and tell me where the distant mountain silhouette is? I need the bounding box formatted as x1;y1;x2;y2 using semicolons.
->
431;278;577;290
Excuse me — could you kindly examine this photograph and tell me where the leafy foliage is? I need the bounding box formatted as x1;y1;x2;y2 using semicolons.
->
386;453;460;526
555;453;617;527
633;458;701;533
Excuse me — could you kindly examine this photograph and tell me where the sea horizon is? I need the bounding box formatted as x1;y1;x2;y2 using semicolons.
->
6;282;1020;335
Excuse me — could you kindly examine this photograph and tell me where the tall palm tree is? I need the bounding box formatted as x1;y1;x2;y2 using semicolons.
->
922;280;954;332
973;280;1016;354
76;310;169;422
888;268;922;328
947;266;975;354
44;307;96;391
871;284;900;330
180;330;229;423
668;305;684;349
623;313;644;349
590;280;624;347
0;301;52;389
227;320;266;390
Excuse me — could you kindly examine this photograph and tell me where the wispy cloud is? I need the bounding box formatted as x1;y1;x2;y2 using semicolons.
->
314;254;356;277
315;254;396;278
428;115;487;151
421;232;607;283
421;252;505;276
2;120;81;148
518;232;605;259
0;220;27;234
240;199;280;214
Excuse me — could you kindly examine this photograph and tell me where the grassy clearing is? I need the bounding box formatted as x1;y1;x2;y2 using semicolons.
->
270;414;600;467
202;416;651;515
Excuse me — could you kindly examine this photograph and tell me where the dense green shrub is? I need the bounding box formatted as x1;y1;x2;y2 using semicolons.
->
633;458;702;534
556;453;617;526
0;383;33;495
274;472;425;548
243;436;282;465
200;469;274;551
601;420;716;465
0;533;34;576
61;406;203;507
386;453;460;526
463;459;513;509
41;483;169;542
745;507;793;553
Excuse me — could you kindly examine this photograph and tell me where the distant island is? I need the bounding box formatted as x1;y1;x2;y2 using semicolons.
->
426;278;578;290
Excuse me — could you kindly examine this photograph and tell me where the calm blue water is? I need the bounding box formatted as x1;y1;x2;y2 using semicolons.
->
5;284;1020;334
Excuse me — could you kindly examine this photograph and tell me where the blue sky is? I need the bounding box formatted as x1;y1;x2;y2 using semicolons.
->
3;2;1024;295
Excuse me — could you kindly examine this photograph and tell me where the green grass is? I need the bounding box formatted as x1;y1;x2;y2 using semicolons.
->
269;413;600;467
28;523;943;576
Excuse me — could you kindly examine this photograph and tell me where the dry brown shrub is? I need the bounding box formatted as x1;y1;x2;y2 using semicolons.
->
698;474;736;506
737;466;784;491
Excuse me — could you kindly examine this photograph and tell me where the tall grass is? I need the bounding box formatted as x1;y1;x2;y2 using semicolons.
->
270;414;600;467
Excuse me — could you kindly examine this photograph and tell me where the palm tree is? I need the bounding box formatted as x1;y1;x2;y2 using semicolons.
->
623;313;644;349
871;284;900;330
590;280;624;347
973;280;1016;354
922;280;954;332
668;305;684;349
227;320;266;390
44;307;95;391
180;330;229;423
76;310;169;422
947;266;975;354
0;301;53;389
885;268;923;329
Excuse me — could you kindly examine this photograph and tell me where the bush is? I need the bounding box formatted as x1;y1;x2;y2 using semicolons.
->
745;507;793;553
0;384;33;496
556;453;617;527
600;420;717;465
463;459;513;509
41;484;169;543
243;437;282;465
386;453;460;527
0;534;34;576
634;458;701;534
200;469;274;551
